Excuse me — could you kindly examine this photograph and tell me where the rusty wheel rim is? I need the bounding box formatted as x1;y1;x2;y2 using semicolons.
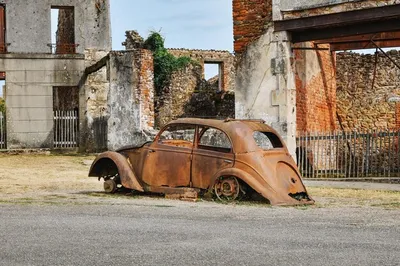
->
214;176;240;201
104;179;117;193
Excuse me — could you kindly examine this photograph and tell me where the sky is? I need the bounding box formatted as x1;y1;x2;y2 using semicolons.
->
110;0;234;52
110;0;234;79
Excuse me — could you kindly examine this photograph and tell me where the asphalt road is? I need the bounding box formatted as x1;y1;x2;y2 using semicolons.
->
1;199;399;266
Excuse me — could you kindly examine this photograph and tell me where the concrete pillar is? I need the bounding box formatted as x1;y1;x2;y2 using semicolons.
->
235;27;297;158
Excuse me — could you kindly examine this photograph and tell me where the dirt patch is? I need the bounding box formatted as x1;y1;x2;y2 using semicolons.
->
0;154;102;201
0;154;399;208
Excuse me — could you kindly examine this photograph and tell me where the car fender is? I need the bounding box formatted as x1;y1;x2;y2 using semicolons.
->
209;167;275;195
209;167;299;205
89;151;144;192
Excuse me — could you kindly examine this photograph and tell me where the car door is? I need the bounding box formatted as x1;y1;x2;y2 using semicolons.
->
142;124;195;187
191;126;234;189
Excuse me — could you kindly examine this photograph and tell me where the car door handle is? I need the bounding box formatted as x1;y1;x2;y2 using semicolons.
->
224;159;233;163
149;149;156;153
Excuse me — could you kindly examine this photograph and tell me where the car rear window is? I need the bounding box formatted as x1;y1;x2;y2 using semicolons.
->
253;131;283;150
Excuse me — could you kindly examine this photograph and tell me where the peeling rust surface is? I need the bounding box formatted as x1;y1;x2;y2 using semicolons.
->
89;118;314;206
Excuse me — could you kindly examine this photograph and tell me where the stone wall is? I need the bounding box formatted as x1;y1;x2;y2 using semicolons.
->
295;43;336;133
232;0;272;54
79;49;109;152
336;51;400;131
155;63;202;128
167;48;235;92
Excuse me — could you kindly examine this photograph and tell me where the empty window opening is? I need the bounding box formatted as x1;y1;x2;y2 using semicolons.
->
204;63;222;91
0;5;6;53
0;72;5;99
51;7;75;54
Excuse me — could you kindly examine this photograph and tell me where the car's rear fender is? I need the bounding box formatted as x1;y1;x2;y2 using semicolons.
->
210;168;305;205
89;151;144;192
209;167;274;196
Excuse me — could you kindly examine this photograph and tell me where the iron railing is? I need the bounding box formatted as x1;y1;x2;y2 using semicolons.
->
296;130;400;178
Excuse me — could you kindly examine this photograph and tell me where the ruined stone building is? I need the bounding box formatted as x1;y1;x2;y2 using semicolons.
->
233;0;400;157
0;0;111;149
0;1;234;152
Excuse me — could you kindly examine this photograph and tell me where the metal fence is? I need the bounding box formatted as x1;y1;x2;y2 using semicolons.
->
54;110;79;148
296;130;400;178
0;112;5;149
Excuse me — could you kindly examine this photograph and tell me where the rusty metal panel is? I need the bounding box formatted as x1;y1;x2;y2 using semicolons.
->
142;144;192;187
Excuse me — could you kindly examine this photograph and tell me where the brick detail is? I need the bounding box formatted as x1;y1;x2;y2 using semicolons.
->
232;0;272;54
137;49;155;129
295;44;337;133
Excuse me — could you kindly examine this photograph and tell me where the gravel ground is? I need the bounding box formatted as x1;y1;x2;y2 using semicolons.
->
0;154;399;265
1;199;399;266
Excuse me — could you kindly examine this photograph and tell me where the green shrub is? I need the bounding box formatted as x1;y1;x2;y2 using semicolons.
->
144;32;195;93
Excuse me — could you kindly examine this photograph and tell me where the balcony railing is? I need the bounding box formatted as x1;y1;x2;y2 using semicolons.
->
47;43;79;54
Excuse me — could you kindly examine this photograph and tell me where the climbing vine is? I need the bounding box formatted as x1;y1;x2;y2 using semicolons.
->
144;32;194;93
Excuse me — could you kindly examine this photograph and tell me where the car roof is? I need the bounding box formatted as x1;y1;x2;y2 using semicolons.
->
166;118;286;153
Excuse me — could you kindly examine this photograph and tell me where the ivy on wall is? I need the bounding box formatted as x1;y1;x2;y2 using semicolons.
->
143;32;196;93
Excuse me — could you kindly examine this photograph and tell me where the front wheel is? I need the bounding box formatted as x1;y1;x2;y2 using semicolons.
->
103;179;117;193
214;176;241;201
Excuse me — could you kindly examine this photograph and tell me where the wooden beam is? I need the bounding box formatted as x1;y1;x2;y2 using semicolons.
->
291;18;400;43
274;4;400;32
314;31;400;44
331;39;400;51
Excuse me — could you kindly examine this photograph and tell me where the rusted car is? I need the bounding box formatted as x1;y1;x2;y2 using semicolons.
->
89;118;314;206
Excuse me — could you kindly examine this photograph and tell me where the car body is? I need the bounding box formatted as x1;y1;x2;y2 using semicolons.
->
89;118;314;206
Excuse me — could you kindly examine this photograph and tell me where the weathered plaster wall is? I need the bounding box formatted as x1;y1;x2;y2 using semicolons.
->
167;49;235;92
79;49;109;152
295;43;336;132
0;53;84;148
235;27;297;157
336;51;400;130
107;50;155;151
274;0;400;20
0;0;111;53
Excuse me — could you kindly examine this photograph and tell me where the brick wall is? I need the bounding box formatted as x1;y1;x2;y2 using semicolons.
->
137;49;155;129
336;51;400;130
232;0;272;54
295;44;337;133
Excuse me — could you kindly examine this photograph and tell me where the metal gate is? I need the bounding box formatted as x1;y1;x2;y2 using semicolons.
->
54;110;79;148
0;112;5;149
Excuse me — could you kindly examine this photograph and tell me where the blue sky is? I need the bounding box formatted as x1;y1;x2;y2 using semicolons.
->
110;0;234;52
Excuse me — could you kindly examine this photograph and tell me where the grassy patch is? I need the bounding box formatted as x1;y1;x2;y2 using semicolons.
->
308;187;400;208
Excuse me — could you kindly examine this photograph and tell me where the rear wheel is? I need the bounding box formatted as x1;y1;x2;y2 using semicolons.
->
214;176;241;201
